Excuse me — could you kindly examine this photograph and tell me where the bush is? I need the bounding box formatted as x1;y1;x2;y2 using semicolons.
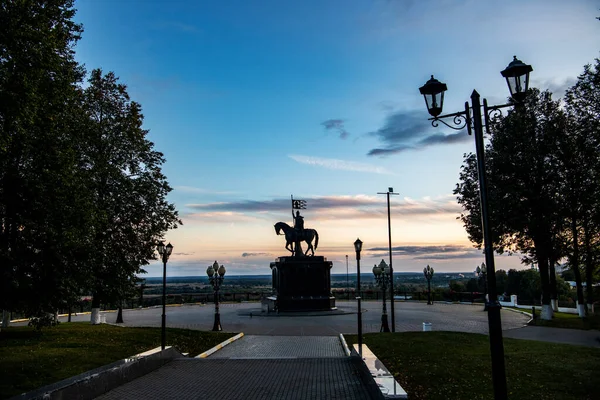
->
28;313;59;331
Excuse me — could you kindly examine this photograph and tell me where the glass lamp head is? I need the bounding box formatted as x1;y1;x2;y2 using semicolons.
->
419;75;447;117
501;56;533;102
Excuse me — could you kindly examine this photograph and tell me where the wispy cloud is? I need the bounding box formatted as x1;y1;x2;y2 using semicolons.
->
289;154;394;175
366;244;482;261
241;252;272;257
321;119;349;139
187;194;462;220
532;77;577;98
182;211;264;223
367;110;470;156
175;186;237;195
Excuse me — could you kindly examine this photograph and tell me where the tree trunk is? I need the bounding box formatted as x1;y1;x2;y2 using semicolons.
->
116;303;124;323
571;217;586;317
549;255;558;312
1;310;10;330
583;220;594;313
537;249;553;320
91;295;101;324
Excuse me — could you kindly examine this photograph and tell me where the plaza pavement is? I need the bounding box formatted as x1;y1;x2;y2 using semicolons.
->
56;300;529;335
95;335;382;400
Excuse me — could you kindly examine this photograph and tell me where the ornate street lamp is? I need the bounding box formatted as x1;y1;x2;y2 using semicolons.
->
501;56;533;103
423;265;435;305
418;56;532;400
207;260;226;331
354;238;363;357
157;241;173;350
373;259;391;332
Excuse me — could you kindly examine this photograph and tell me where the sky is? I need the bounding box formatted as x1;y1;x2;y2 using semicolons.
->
73;0;600;277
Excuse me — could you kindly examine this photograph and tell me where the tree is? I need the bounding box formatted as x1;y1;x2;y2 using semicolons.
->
81;69;181;323
564;59;600;314
0;0;90;325
455;89;567;320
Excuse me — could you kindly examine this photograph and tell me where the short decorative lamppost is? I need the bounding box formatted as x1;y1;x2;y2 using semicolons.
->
423;265;435;305
157;241;173;350
207;260;226;331
373;259;391;333
354;238;363;357
418;55;532;400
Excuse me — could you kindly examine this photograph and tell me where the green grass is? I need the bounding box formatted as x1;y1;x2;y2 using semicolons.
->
530;309;600;330
347;332;600;400
0;323;235;399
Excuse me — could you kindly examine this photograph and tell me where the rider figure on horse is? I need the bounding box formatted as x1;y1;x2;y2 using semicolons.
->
293;211;305;256
294;211;304;237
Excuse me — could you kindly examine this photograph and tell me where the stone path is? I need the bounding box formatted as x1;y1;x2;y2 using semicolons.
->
208;335;345;358
95;335;381;400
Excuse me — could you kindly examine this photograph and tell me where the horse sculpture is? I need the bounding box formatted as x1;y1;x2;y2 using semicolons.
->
274;221;319;256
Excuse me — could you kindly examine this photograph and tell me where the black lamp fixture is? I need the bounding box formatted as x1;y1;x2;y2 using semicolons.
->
501;56;533;102
157;241;173;351
353;238;363;357
207;260;226;331
419;75;448;117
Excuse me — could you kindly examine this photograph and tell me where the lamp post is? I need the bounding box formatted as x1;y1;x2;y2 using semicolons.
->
418;55;532;400
157;241;173;350
346;254;349;301
207;260;226;331
373;259;391;333
423;265;434;305
354;238;363;357
476;263;488;310
377;187;399;332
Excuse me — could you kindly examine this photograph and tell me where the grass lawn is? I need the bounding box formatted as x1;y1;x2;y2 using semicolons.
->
529;309;600;330
347;331;600;400
0;322;234;399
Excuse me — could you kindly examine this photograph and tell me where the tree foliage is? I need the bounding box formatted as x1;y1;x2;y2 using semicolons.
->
455;64;600;317
0;1;180;321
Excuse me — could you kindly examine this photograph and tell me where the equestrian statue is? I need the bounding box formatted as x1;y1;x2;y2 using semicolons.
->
274;204;319;256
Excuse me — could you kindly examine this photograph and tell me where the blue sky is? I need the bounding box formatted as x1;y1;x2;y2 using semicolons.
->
73;0;600;276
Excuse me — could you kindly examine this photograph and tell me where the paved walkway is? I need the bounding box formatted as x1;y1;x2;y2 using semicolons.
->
96;335;381;400
50;301;528;335
209;335;345;358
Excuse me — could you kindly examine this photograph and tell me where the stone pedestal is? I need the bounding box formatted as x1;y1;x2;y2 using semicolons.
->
270;256;336;311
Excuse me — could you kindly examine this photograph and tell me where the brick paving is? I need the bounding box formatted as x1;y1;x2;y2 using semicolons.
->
95;358;378;400
209;335;345;358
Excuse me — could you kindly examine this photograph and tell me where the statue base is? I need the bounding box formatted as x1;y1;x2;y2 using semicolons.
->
269;256;335;312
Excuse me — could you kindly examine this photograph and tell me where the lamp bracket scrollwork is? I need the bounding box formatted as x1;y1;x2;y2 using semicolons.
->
429;102;473;134
483;100;512;134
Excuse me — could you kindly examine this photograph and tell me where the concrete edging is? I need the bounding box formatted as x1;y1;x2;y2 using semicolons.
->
11;346;184;400
503;307;533;324
195;332;244;358
339;333;351;357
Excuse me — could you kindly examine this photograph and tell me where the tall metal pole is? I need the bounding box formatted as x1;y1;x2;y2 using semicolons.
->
471;90;507;400
386;192;395;332
161;259;167;350
378;189;398;332
356;255;362;357
346;255;349;301
212;284;222;331
380;277;390;332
